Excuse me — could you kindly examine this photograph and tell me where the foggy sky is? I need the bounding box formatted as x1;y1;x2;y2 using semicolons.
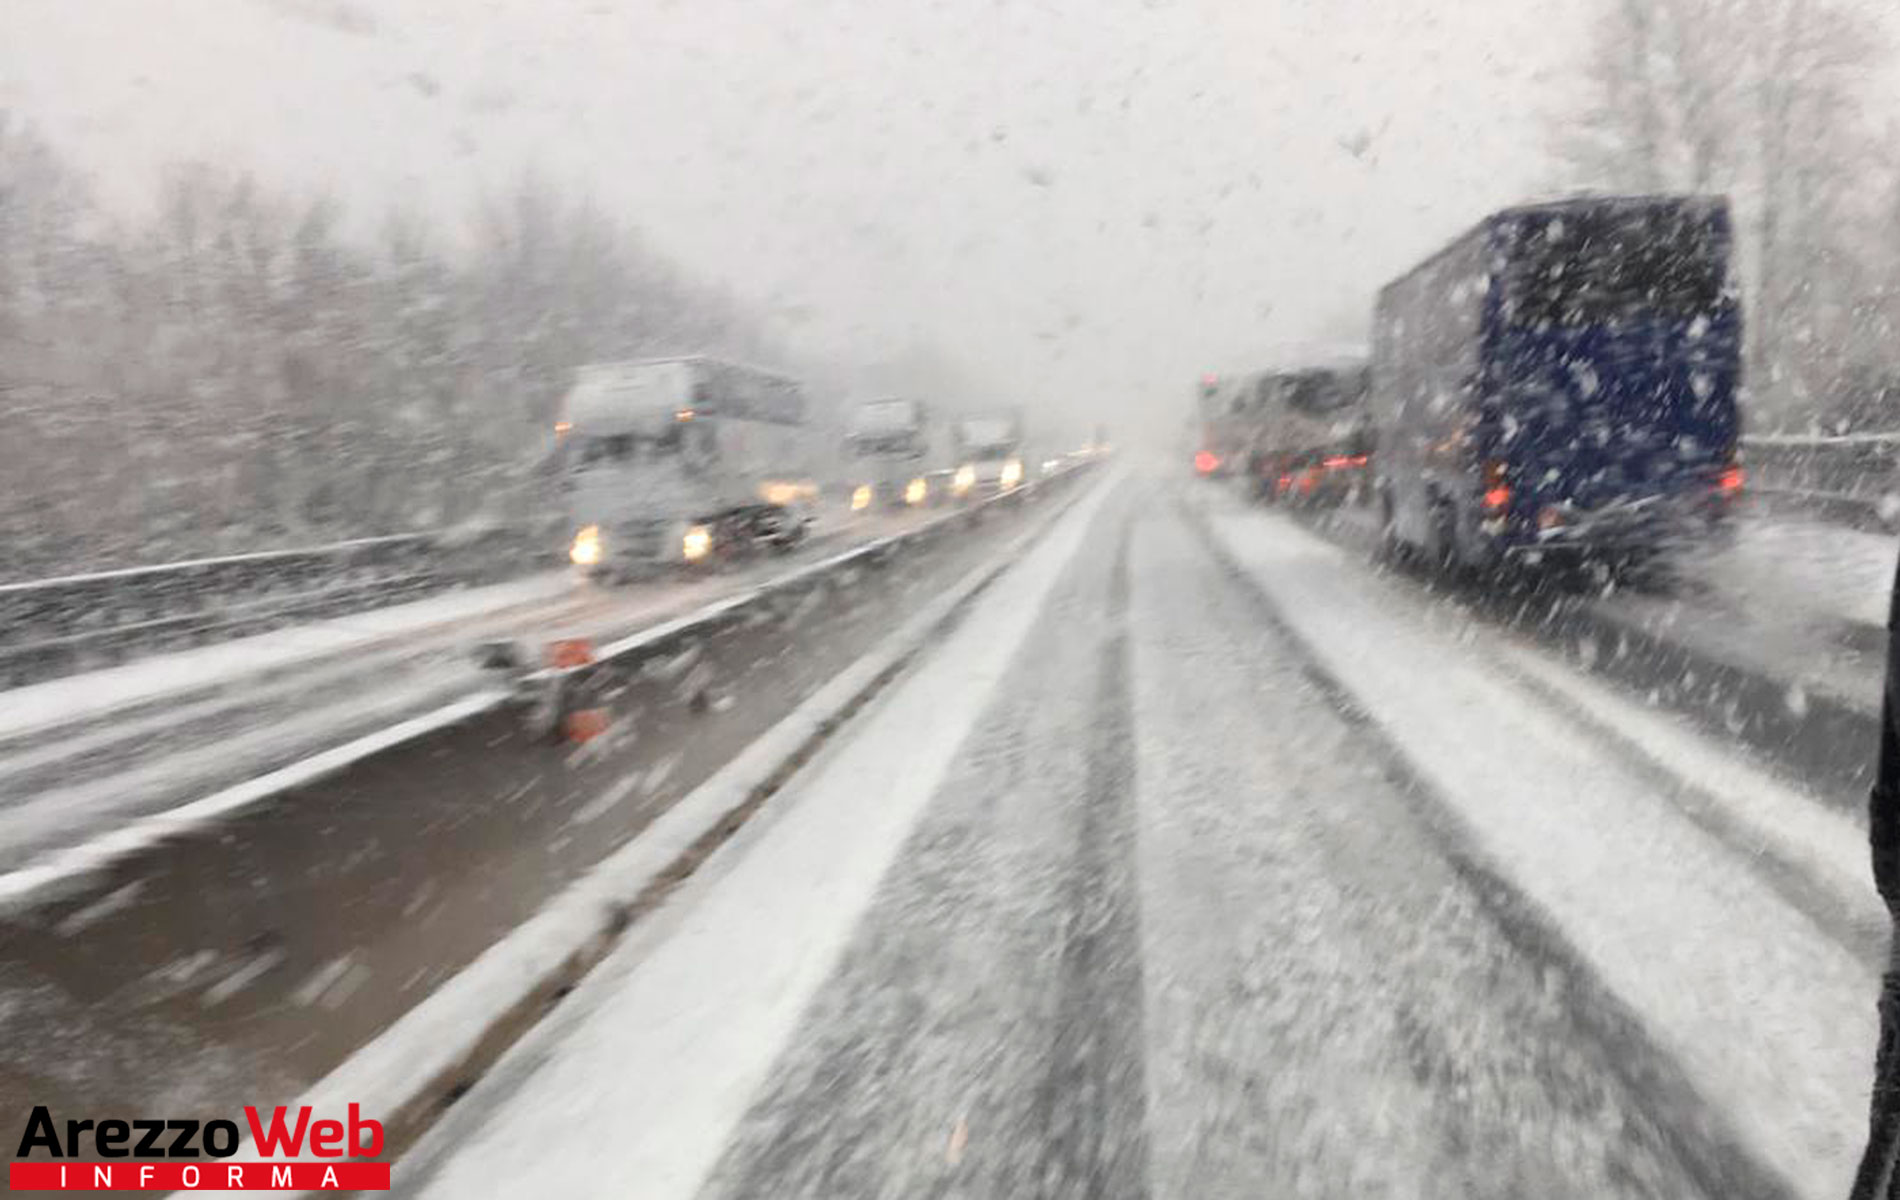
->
4;0;1592;441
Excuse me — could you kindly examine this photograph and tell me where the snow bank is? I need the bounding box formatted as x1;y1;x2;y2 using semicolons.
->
1209;509;1876;1200
0;572;568;743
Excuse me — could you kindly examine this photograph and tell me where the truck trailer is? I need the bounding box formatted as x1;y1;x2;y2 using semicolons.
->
1370;194;1742;576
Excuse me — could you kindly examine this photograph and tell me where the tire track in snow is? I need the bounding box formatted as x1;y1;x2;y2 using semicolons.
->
1177;487;1803;1200
682;486;1148;1200
1029;516;1151;1200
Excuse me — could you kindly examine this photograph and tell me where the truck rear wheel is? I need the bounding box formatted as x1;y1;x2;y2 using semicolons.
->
1377;489;1411;567
755;505;806;551
1426;499;1465;579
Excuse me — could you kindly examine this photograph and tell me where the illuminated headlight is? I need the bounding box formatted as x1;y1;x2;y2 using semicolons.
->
904;477;928;506
851;485;873;511
953;464;976;495
570;525;602;567
1042;458;1061;476
762;481;815;507
681;524;713;562
1000;459;1023;489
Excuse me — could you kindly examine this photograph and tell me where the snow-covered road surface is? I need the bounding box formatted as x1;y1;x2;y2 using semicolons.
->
0;507;934;872
1608;506;1894;722
1204;504;1872;1198
0;490;1062;1146
401;472;1862;1199
1303;493;1890;804
1690;509;1894;631
1319;496;1894;724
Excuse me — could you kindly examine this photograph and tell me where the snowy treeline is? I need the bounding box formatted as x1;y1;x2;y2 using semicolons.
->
1561;0;1900;432
0;115;769;578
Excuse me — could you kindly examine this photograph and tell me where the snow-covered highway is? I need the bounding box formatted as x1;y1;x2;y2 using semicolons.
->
390;469;1879;1200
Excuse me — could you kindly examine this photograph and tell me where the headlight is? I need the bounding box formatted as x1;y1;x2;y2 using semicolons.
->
953;464;976;495
761;481;814;507
681;524;713;562
1000;459;1024;489
570;525;602;567
904;477;928;506
851;484;873;511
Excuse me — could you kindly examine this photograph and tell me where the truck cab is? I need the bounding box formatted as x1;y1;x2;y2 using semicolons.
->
950;417;1025;501
559;358;815;577
844;398;948;510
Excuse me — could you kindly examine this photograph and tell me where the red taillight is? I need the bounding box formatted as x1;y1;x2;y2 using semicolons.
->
1194;451;1220;475
1299;470;1320;495
1322;455;1367;469
1717;465;1744;495
1276;474;1293;495
545;638;597;669
1481;459;1510;511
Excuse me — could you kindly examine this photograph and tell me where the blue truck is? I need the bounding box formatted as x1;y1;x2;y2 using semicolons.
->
1370;194;1744;576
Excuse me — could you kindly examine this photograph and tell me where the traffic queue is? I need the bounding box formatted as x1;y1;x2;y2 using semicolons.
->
1196;192;1745;580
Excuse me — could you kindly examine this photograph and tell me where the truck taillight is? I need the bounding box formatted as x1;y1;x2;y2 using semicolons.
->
1194;451;1220;475
1717;465;1744;496
1481;460;1510;511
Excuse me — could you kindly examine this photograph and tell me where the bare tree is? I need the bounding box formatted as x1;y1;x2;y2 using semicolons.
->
1556;0;1883;425
1742;0;1880;406
0;141;779;577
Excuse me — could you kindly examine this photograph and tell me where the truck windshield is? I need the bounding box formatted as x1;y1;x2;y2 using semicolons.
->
1284;372;1363;417
849;433;920;458
571;429;684;469
1503;206;1726;327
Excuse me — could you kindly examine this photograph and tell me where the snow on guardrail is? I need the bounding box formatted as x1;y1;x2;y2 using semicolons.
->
0;524;547;688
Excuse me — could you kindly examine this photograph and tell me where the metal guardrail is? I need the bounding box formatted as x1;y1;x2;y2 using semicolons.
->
0;453;1109;689
1742;433;1900;529
1;454;1103;910
0;525;548;688
493;460;1104;741
1746;431;1900;449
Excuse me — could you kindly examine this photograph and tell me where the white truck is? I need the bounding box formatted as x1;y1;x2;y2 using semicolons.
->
950;415;1026;501
559;357;818;576
842;398;955;510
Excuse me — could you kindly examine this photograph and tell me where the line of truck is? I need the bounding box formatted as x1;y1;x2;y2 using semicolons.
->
555;356;1045;579
1197;191;1746;581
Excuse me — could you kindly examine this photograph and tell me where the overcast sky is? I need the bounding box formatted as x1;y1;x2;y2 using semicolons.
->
5;0;1597;440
